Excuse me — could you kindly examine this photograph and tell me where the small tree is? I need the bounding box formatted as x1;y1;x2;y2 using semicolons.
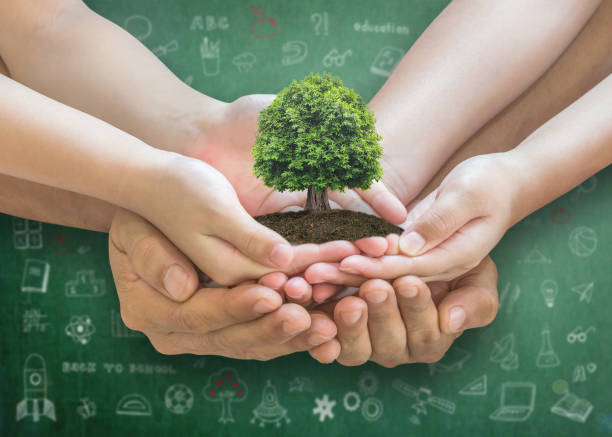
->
253;73;383;212
202;367;247;423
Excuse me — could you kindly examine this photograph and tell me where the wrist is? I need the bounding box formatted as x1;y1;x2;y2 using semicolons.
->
495;149;534;227
176;97;229;158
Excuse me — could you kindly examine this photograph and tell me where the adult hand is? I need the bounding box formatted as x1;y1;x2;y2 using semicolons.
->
309;257;499;366
108;209;340;361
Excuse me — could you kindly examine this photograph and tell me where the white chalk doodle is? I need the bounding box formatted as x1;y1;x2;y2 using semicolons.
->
116;394;152;416
489;382;536;422
536;325;560;368
16;354;56;422
251;380;290;427
490;333;519;371
570;176;597;201
200;37;220;76
232;52;256;73
573;362;597;383
459;375;487;396
77;398;96;420
571;282;594;303
65;315;96;345
313;394;336;422
76;245;91;255
190;15;229;31
152;40;178;57
370;47;403;77
192;358;206;369
165;384;194;415
183;75;194;86
428;347;472;375
203;368;247;423
357;371;379;395
282;40;308;66
13;217;43;250
568;226;598;258
123;15;152;41
540;279;558;308
499;283;520;315
21;259;50;293
322;48;352;67
361;397;383;422
567;326;596;344
23;309;49;333
518;246;552;264
343;391;361;412
311;12;329;36
551;391;593;423
65;270;106;298
393;379;455;419
110;309;143;338
289;377;313;393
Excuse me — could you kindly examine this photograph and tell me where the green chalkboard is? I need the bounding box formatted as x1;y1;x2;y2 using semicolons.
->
1;0;612;436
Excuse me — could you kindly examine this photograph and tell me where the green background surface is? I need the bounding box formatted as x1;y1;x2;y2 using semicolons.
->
1;0;611;435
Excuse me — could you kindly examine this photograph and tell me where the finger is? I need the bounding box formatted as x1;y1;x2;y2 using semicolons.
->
438;257;499;335
286;240;360;275
354;180;408;225
312;283;341;303
123;283;283;334
304;263;365;287
109;209;199;302
399;189;481;257
358;279;407;367
393;276;453;363
334;297;371;366
180;304;315;359
258;272;288;291
354;236;388;257
210;195;295;269
309;339;341;364
385;234;400;255
284;276;313;306
328;188;378;215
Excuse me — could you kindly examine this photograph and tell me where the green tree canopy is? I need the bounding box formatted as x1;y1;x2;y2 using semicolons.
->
253;73;383;194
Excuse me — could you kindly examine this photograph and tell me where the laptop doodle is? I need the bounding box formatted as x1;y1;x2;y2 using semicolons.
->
489;382;536;422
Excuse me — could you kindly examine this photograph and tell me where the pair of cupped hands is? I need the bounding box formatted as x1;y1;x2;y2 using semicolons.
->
109;94;501;367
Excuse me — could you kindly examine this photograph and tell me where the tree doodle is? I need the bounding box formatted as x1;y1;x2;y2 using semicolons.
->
203;368;247;423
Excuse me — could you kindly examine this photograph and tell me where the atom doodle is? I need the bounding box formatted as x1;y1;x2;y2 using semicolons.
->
65;316;96;345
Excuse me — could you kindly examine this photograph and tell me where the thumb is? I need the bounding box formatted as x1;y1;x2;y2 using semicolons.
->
354;180;407;225
109;209;199;302
399;190;475;256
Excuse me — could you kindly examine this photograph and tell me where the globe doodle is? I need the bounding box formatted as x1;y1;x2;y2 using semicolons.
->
568;226;598;258
164;384;194;415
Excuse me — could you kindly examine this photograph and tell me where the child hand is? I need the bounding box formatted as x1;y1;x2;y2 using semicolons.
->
308;257;499;366
337;154;521;281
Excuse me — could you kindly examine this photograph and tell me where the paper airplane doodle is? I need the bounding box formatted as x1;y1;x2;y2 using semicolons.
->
393;379;456;420
571;282;594;303
459;375;487;396
16;354;56;422
428;347;472;375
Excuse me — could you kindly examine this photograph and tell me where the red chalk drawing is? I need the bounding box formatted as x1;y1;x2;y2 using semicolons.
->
551;208;571;224
249;6;277;38
203;368;248;423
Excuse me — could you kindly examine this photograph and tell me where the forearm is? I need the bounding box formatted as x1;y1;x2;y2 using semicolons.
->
0;174;115;231
0;0;225;152
509;73;612;223
370;0;600;203
0;74;166;208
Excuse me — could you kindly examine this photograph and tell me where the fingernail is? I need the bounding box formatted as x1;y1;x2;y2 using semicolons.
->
449;306;466;333
253;298;277;314
282;321;303;336
398;286;418;299
339;265;358;275
365;291;387;304
340;310;362;325
269;243;292;268
399;231;425;256
308;334;327;346
163;265;187;300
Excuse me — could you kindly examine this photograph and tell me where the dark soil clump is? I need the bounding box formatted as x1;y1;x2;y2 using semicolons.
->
255;210;403;244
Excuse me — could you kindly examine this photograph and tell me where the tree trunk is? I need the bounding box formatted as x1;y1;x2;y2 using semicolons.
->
305;187;330;212
218;396;235;423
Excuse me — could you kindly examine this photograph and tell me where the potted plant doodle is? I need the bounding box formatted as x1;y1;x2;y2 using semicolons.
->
253;73;402;243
